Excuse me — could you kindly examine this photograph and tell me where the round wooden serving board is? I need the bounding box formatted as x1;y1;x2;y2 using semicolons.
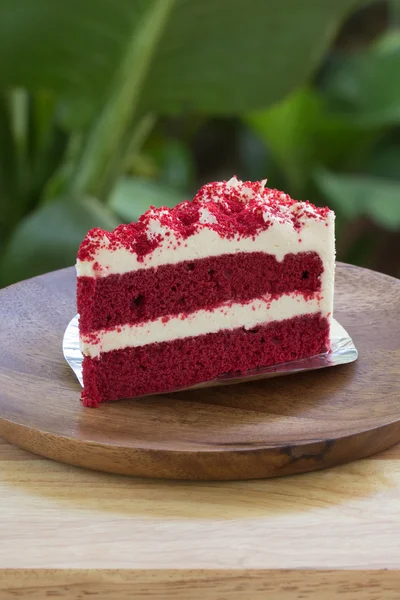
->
0;264;399;480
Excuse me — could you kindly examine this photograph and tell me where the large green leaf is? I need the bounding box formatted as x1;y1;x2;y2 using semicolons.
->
0;197;119;286
0;0;361;115
109;176;187;222
0;0;140;104
314;168;400;230
142;0;362;114
246;87;377;196
324;32;400;126
0;0;361;203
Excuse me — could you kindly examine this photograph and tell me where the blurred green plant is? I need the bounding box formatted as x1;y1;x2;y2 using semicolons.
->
245;27;400;269
1;0;397;286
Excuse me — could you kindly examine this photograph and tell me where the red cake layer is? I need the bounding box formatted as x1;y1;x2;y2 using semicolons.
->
78;251;323;334
81;313;329;406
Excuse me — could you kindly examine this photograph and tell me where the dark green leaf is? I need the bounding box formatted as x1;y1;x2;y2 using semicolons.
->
324;32;400;126
246;87;377;196
142;0;361;114
0;0;360;115
314;168;400;230
0;0;139;107
237;126;269;182
109;177;186;222
391;0;400;25
0;93;18;229
364;140;400;181
246;88;321;194
0;0;360;203
0;196;119;286
149;139;195;190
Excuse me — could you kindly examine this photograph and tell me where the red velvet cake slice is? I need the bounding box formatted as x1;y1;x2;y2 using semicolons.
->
76;176;335;406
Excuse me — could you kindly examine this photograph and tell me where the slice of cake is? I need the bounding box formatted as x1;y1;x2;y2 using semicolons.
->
76;176;335;406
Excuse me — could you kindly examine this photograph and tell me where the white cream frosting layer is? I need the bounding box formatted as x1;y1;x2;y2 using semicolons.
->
80;293;327;358
76;213;335;280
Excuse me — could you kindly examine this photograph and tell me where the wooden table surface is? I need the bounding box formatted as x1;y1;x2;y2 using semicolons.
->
1;434;400;599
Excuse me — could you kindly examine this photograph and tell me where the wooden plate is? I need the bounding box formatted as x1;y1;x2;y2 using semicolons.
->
0;264;399;480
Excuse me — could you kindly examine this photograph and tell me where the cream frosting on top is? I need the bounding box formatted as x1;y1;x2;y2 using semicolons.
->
77;177;332;267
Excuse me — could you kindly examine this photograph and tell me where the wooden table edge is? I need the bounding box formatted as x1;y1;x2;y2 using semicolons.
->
2;568;400;599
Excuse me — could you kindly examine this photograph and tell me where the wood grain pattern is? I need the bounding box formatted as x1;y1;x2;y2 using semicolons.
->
2;569;400;599
1;438;400;596
0;264;399;481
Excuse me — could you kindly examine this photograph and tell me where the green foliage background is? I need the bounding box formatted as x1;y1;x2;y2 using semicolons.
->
0;0;399;286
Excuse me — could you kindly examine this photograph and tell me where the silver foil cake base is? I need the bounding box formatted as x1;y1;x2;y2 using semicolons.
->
63;316;358;393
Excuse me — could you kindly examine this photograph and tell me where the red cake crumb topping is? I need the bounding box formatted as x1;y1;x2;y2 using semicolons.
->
77;177;332;263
